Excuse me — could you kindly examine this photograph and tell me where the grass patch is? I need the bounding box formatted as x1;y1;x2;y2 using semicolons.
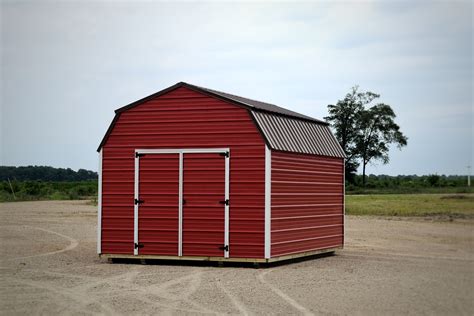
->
347;186;473;195
346;193;474;218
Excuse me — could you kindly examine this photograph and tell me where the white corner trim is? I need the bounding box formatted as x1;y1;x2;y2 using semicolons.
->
264;145;271;259
343;158;346;247
97;149;103;254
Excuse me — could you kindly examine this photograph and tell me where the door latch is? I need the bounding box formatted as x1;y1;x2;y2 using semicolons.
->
219;199;229;206
134;198;144;205
218;245;229;252
134;243;144;249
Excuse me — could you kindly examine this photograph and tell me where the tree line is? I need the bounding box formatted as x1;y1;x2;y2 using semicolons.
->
0;166;98;182
0;180;97;202
349;174;470;191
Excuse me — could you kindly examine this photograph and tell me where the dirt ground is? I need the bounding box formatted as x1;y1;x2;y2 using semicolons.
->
1;201;473;315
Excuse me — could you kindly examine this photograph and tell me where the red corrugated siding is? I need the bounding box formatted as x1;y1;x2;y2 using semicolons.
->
182;153;225;256
271;151;344;257
101;86;265;258
138;154;179;255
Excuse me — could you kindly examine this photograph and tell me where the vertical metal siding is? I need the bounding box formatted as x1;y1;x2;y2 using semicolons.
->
101;87;265;258
271;151;344;257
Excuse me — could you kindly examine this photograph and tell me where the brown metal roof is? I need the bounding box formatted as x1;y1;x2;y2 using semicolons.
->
251;111;345;158
184;83;326;124
113;82;327;124
98;82;345;158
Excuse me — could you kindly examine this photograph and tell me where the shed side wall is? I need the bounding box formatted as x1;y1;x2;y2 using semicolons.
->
101;87;265;258
271;151;344;257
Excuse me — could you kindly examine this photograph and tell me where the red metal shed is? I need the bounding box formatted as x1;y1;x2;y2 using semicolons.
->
97;82;345;263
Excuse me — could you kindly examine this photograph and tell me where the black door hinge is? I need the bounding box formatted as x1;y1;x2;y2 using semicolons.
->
219;245;229;252
135;152;145;158
219;199;229;206
134;198;144;205
134;242;144;249
219;152;229;158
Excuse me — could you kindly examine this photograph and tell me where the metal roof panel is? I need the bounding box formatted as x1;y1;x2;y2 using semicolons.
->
251;111;345;158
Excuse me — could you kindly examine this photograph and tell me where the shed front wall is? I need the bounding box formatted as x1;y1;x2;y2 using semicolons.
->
271;151;344;257
101;87;266;258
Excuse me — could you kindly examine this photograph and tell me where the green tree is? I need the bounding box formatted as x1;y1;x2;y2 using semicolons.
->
326;86;407;185
325;86;379;181
356;103;407;186
427;174;440;187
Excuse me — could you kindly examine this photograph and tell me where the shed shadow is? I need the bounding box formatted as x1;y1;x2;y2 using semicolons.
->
105;251;336;269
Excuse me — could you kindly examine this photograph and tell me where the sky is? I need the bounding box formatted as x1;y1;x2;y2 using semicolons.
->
1;0;472;175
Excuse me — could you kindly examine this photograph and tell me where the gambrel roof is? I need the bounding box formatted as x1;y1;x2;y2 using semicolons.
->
98;82;345;158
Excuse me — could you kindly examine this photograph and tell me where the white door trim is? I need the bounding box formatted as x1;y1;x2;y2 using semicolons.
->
224;151;230;259
97;149;103;254
133;153;140;255
134;148;230;258
178;152;184;256
264;145;271;259
136;148;230;154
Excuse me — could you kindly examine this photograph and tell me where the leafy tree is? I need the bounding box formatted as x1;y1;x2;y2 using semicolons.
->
356;103;407;186
325;86;379;181
326;86;407;185
427;174;440;187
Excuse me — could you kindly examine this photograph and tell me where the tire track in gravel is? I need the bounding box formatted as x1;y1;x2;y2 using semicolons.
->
145;270;218;314
216;280;250;315
257;270;314;316
342;250;474;262
72;269;141;294
4;266;217;315
5;276;118;316
3;267;140;315
6;225;79;261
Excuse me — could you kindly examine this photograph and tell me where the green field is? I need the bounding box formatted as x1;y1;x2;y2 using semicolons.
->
2;179;473;220
0;180;97;202
347;186;473;195
346;193;474;218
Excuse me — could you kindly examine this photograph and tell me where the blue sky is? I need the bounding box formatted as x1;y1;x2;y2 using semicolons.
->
1;1;472;175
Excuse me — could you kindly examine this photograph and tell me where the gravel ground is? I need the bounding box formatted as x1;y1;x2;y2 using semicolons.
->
1;200;473;315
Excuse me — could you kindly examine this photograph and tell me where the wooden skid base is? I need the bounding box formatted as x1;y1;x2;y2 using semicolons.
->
100;247;342;264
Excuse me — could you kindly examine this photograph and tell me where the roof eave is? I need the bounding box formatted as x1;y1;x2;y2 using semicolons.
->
115;82;187;114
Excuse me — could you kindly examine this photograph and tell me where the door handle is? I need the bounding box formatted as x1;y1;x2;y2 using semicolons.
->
218;245;229;252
